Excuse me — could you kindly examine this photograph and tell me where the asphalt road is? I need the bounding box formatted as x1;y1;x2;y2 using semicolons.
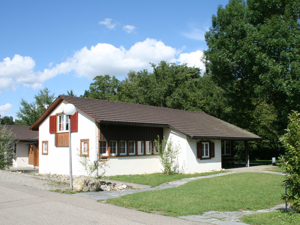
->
0;181;207;225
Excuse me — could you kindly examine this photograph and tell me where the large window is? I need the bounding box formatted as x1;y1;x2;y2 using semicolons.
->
119;141;127;155
137;141;144;155
57;114;69;132
222;141;231;155
110;141;117;156
145;141;152;155
100;141;107;156
80;139;89;157
202;142;209;158
42;141;48;155
128;141;135;155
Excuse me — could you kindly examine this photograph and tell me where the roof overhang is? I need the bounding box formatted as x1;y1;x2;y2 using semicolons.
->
191;136;262;141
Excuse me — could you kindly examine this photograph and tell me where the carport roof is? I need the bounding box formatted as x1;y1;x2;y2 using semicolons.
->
0;125;38;141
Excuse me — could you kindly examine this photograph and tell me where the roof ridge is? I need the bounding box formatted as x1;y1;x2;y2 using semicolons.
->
59;95;206;115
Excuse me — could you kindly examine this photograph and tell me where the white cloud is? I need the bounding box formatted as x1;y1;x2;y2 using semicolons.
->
0;39;206;93
123;25;136;33
0;103;13;117
177;50;205;71
99;18;116;29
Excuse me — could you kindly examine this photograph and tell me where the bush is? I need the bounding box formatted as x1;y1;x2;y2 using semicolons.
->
155;136;180;175
279;111;300;211
0;126;17;169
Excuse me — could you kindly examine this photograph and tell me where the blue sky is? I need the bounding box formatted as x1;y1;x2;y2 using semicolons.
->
0;0;230;120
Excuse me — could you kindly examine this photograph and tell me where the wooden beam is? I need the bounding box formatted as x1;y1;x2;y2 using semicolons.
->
244;141;249;167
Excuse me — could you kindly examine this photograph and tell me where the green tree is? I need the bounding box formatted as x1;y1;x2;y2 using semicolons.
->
0;126;17;169
66;89;76;96
16;88;55;126
204;0;300;132
279;111;300;211
0;116;14;125
82;75;120;101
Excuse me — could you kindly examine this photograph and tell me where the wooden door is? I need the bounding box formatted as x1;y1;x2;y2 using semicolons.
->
33;144;39;167
28;145;34;165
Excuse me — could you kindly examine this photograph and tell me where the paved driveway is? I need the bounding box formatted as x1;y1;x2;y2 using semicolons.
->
0;181;206;225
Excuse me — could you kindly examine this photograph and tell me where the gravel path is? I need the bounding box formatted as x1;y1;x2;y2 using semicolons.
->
0;170;69;191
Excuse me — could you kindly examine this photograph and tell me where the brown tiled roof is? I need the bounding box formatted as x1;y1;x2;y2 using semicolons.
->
0;125;38;141
31;95;261;140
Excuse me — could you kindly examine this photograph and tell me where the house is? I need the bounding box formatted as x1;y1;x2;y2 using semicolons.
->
30;95;261;176
0;125;39;168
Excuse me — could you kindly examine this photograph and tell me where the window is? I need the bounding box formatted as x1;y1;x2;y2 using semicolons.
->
119;141;127;155
100;141;107;156
137;141;144;155
128;141;135;155
80;139;89;157
222;141;231;155
145;141;152;154
110;141;117;156
57;114;69;132
153;141;159;154
202;142;209;158
42;141;48;155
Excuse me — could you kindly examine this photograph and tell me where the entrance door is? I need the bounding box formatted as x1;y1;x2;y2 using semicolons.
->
28;145;34;165
33;144;39;167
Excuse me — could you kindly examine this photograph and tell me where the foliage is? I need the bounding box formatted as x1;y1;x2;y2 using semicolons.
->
66;89;76;96
78;153;109;177
0;126;17;169
155;136;180;175
81;75;120;100
204;0;300;132
16;88;55;126
241;210;300;225
104;171;227;187
107;173;284;217
279;111;300;211
0;116;14;125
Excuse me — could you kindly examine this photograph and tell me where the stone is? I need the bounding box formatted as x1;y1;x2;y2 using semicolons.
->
73;177;85;192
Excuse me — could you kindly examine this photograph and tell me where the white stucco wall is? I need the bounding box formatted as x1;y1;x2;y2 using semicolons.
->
39;101;98;176
186;138;222;173
14;142;33;168
103;156;161;176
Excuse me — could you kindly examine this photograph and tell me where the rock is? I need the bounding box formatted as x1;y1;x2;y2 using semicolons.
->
100;181;106;185
73;177;101;192
73;177;85;192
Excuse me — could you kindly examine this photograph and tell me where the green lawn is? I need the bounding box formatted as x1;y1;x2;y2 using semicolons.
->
103;171;227;187
241;210;300;225
107;173;284;217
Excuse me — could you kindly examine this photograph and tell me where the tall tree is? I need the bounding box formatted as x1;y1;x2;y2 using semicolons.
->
82;75;120;101
0;116;14;125
16;88;55;126
204;0;300;132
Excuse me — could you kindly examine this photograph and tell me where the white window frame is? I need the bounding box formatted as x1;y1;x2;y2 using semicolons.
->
81;140;89;156
100;141;108;157
128;141;136;155
145;141;152;155
110;141;117;156
202;142;210;158
119;141;127;156
137;141;144;155
42;141;48;155
222;141;231;156
57;114;69;132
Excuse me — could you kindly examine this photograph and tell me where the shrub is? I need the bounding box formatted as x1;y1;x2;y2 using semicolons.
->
0;126;17;169
155;136;180;175
279;111;300;211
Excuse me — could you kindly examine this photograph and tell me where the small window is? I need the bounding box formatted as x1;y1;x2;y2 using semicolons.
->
128;141;135;155
137;141;144;155
222;141;231;155
80;139;89;157
110;141;117;156
42;141;48;155
119;141;127;155
100;141;107;156
202;142;209;158
57;114;69;132
145;141;152;154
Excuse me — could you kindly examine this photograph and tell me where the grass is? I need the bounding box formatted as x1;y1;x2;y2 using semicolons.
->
107;173;284;217
103;171;227;187
241;210;300;225
51;189;77;194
